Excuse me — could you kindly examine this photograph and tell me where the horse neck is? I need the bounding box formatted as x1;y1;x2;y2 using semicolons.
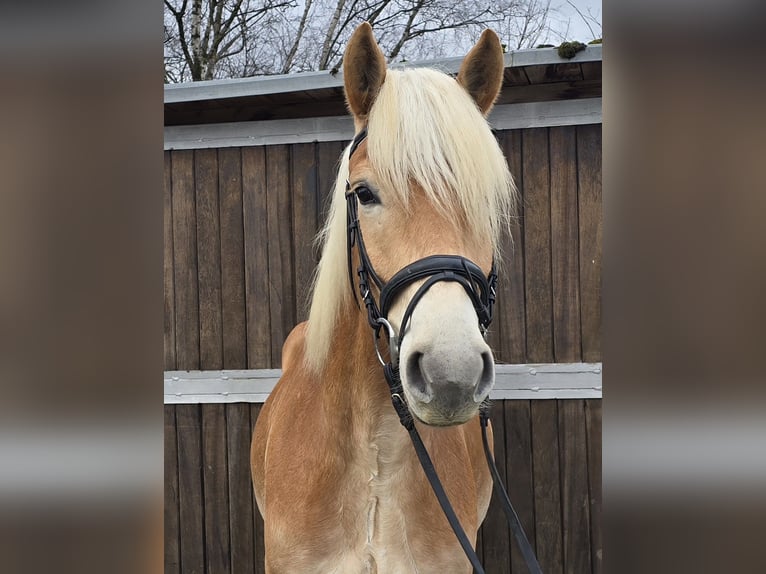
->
320;303;400;440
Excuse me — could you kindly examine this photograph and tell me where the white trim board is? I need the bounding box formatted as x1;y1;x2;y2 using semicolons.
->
164;363;602;404
164;98;601;150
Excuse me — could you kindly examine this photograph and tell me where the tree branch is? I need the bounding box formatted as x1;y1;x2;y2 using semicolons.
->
165;0;195;77
319;0;349;70
190;0;203;79
282;0;314;73
565;0;599;40
387;0;426;61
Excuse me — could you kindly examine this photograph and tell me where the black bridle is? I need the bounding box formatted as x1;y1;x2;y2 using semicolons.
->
345;128;543;574
346;192;497;364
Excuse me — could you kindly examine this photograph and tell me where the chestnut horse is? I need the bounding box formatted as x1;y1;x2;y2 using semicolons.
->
252;23;516;573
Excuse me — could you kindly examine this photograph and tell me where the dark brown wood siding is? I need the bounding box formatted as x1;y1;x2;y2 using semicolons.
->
164;124;602;573
165;126;601;369
164;399;601;573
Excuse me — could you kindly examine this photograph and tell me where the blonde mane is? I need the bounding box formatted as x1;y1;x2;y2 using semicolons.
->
304;67;516;372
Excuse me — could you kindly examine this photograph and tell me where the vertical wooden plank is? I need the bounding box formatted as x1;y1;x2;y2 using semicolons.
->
558;400;592;574
164;151;176;371
171;150;200;371
164;406;180;574
505;400;536;573
480;402;511;572
250;403;266;574
266;145;295;367
487;132;505;358
531;401;563;573
242;147;272;369
507;130;527;365
577;125;602;362
227;404;254;574
316;141;345;235
219;148;247;369
487;279;503;356
291;143;318;322
585;399;602;574
202;404;231;574
522;128;553;363
475;522;485;566
550;126;582;362
195;149;223;370
254;492;266;574
176;404;205;574
496;130;527;364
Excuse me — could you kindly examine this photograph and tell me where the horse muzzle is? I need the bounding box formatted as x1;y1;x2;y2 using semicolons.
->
403;347;494;426
396;283;495;426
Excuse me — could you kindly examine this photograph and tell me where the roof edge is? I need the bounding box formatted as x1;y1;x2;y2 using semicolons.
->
164;45;602;104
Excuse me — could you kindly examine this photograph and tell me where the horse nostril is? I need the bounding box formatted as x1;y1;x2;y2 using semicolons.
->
404;351;432;403
473;350;495;402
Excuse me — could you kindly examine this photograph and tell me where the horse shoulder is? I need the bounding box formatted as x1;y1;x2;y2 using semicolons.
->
281;321;308;371
251;322;309;513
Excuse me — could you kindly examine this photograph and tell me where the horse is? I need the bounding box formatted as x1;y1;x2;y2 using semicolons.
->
251;22;516;573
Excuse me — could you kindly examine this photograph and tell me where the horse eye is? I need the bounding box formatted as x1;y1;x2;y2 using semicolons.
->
355;186;378;205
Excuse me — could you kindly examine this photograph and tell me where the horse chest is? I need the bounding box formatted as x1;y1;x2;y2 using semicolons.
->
335;423;476;574
260;387;476;573
334;439;424;573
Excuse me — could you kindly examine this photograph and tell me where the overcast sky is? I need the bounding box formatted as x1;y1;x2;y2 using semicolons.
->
554;0;602;42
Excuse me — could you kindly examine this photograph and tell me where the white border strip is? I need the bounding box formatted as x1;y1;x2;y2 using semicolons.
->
164;363;601;404
164;98;601;150
165;115;352;150
164;45;601;104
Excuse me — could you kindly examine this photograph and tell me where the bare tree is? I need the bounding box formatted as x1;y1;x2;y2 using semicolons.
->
318;0;348;69
302;0;560;71
282;0;315;72
164;0;572;81
164;0;295;81
164;25;183;83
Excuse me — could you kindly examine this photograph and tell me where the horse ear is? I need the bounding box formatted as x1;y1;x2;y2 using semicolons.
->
457;30;505;116
343;22;387;120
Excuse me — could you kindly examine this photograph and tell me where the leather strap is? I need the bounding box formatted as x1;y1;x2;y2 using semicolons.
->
379;255;493;331
348;127;368;158
384;364;486;574
480;409;543;574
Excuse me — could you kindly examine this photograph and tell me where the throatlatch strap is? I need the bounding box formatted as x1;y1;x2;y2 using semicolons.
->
480;411;544;574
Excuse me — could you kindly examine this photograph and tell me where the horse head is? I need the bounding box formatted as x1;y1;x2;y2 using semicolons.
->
337;23;515;426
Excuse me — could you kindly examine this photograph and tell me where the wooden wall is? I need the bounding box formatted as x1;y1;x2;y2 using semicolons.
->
164;125;602;372
165;399;601;574
164;124;602;573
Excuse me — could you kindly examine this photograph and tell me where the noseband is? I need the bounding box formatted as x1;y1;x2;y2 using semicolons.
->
345;128;497;366
344;128;543;574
